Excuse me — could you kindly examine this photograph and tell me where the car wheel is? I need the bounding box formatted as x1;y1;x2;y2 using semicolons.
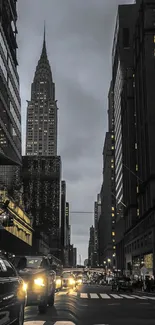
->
38;301;47;314
14;303;24;325
48;292;55;307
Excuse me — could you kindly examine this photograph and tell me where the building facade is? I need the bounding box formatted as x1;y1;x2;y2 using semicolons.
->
124;0;155;276
88;225;95;267
0;190;33;254
0;0;21;193
22;155;61;257
112;2;138;271
98;82;116;268
94;194;101;265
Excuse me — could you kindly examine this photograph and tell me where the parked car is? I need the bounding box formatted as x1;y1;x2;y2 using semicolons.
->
0;254;26;325
111;277;133;292
12;255;56;314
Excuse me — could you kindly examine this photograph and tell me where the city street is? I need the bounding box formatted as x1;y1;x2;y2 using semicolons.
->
24;284;155;325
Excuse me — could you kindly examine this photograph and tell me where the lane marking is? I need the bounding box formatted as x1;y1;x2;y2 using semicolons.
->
80;293;88;298
110;294;123;299
100;294;111;299
120;294;135;299
90;293;99;299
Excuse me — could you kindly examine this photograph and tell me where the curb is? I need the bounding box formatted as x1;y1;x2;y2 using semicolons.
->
136;290;155;296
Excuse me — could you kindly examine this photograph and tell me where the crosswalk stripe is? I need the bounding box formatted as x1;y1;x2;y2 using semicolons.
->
80;293;88;298
120;294;135;299
142;296;155;300
110;294;123;299
90;293;99;298
100;294;111;299
131;295;148;300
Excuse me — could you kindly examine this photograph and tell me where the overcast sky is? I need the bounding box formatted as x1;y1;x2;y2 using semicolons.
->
18;0;133;264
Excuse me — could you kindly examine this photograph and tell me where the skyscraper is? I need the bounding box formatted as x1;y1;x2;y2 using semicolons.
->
0;0;21;192
23;27;61;256
26;27;57;156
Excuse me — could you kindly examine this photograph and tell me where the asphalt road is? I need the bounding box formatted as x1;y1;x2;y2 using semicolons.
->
24;284;155;325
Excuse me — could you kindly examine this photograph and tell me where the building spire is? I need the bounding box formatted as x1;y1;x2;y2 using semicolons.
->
40;21;47;59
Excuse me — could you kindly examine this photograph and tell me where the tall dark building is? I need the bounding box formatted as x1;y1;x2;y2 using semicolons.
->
123;0;155;276
112;2;138;271
98;82;116;268
0;0;21;192
94;194;101;265
23;27;61;256
61;180;66;262
88;225;95;267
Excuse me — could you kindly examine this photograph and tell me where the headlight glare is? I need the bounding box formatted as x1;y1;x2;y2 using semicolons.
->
23;282;28;292
34;277;45;286
69;278;75;285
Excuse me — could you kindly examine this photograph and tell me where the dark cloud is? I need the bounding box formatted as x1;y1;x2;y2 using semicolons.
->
18;0;133;263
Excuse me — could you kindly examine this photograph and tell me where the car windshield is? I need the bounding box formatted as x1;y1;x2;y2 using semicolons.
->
62;272;72;278
26;257;43;268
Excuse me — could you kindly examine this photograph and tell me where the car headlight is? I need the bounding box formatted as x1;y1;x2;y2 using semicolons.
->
23;282;28;292
56;279;62;287
34;277;45;287
69;278;75;285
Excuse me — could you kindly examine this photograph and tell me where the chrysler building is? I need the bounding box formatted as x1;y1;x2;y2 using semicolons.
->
26;27;57;156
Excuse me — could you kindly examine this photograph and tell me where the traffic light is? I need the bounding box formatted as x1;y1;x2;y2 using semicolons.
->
2;215;14;227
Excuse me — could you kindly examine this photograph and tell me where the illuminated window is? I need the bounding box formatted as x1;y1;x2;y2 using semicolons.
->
111;159;114;163
113;239;115;243
112;232;115;236
111;135;114;139
112;207;114;211
136;164;138;171
133;74;135;78
113;246;116;249
137;209;139;216
111;164;114;168
154;35;155;43
112;213;115;217
111;146;114;150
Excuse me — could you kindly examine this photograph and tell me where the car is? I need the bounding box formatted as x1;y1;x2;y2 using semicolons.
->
111;276;133;292
12;255;56;314
61;271;76;288
0;254;26;325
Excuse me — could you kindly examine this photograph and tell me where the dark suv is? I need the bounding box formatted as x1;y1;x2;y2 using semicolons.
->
12;255;56;314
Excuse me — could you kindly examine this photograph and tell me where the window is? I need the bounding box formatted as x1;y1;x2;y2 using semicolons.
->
0;258;17;277
111;146;114;150
8;58;19;90
112;232;115;236
137;186;139;193
111;164;114;168
137;209;139;216
154;35;155;43
0;31;7;58
123;28;130;48
112;207;114;211
0;53;7;80
112;213;115;217
136;164;138;171
135;143;137;149
111;135;114;139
